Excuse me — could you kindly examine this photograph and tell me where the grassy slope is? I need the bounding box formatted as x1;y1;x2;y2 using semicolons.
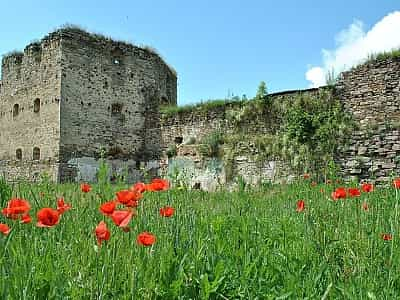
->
0;181;399;299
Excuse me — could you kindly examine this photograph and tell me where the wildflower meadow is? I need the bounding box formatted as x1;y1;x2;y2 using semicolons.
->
1;176;400;299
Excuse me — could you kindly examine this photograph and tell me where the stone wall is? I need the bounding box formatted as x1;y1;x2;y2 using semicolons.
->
159;88;322;152
335;57;400;182
0;27;177;183
159;89;322;190
57;28;177;182
159;58;400;188
0;36;62;182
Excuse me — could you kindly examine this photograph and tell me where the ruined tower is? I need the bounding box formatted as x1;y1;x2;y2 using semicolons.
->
0;27;177;182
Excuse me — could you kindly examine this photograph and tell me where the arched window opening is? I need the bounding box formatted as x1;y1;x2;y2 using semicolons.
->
13;104;19;118
16;149;22;160
33;147;40;160
34;98;40;113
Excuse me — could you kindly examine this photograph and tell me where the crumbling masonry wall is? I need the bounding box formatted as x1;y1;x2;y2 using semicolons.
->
57;29;176;182
0;28;177;182
335;57;400;182
158;89;323;189
159;57;400;188
0;37;62;181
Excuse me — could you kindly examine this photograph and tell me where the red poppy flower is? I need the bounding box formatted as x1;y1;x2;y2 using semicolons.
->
361;183;374;193
116;190;142;207
320;188;325;193
80;183;91;193
331;187;347;200
36;208;60;228
95;221;110;246
160;206;175;217
20;214;32;224
296;200;305;212
111;210;134;227
303;173;310;180
362;202;369;211
382;233;392;241
393;178;400;189
146;178;169;192
0;223;10;236
99;201;117;216
137;232;156;246
57;198;72;214
326;179;332;184
347;188;361;197
131;182;146;194
2;198;31;220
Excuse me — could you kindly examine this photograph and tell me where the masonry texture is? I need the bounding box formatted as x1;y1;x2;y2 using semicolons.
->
158;57;400;189
0;27;176;182
335;57;400;183
157;89;322;189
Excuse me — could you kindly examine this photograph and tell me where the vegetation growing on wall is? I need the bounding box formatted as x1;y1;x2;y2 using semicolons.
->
348;47;400;72
221;88;354;179
366;48;400;63
163;82;354;182
166;145;177;158
198;130;224;157
276;89;354;176
2;50;24;61
159;98;242;117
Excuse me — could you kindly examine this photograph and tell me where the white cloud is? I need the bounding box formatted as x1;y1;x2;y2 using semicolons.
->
306;11;400;88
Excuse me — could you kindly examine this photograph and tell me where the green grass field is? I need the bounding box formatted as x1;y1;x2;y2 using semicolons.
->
1;179;400;299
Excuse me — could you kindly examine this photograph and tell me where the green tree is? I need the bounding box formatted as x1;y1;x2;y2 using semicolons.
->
255;81;267;100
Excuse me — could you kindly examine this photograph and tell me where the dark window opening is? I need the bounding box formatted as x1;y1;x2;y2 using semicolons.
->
34;98;40;113
33;147;40;160
174;136;183;144
13;104;19;118
111;103;123;116
107;145;123;158
111;47;124;66
161;96;169;105
193;182;201;190
16;149;22;160
135;161;141;169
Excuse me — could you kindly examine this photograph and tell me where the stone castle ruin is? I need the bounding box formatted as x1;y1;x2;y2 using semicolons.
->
0;27;176;182
1;27;400;187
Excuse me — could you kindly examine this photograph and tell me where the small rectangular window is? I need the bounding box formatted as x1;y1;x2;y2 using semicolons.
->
13;104;19;118
16;148;22;160
111;103;123;116
33;147;40;160
34;98;40;113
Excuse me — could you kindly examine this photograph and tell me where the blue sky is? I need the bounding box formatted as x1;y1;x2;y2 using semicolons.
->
0;0;399;105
